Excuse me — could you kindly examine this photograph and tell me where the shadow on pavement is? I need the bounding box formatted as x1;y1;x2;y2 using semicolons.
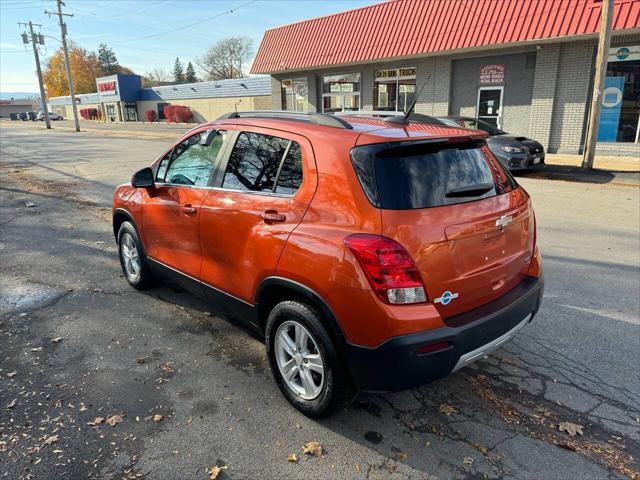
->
514;164;640;186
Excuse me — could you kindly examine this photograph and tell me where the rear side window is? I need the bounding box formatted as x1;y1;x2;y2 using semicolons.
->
351;140;517;210
222;132;303;195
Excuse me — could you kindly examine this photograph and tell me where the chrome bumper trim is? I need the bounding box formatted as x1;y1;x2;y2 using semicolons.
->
452;312;532;372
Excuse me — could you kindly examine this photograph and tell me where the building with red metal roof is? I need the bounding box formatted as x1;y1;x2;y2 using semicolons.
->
252;0;640;155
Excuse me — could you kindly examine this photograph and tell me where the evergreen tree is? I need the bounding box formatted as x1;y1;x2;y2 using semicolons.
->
98;43;119;75
185;62;197;83
173;57;184;83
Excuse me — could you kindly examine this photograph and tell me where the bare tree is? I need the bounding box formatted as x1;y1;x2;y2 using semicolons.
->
143;67;172;87
197;36;254;80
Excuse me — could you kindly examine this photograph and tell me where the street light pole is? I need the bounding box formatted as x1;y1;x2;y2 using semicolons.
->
20;21;51;129
582;0;614;169
46;0;80;132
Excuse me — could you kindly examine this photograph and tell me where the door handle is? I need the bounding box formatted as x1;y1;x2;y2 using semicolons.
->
182;204;197;215
261;210;286;224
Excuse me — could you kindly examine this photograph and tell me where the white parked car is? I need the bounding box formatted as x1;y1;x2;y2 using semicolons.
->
37;111;64;121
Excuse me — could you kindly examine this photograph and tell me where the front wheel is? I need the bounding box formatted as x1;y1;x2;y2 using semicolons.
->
265;300;353;418
117;221;155;290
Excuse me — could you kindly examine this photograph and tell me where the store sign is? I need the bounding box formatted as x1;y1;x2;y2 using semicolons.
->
608;45;640;62
98;81;117;96
375;67;416;81
597;76;624;142
480;64;505;84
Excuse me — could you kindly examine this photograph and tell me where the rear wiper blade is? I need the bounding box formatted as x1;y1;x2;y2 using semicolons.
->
445;183;494;198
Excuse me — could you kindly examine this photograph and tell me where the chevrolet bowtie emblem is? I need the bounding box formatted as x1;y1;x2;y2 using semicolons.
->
496;215;513;230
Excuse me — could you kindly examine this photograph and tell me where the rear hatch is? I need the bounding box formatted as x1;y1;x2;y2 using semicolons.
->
351;137;535;319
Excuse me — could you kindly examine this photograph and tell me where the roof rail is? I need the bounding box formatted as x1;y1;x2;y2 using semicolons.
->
216;110;353;130
335;110;444;126
334;110;403;117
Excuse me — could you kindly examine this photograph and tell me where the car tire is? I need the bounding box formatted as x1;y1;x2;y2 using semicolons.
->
117;221;155;290
265;300;353;418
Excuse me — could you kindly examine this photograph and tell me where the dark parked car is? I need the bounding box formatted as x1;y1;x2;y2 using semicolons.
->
19;112;29;121
26;111;37;121
436;116;545;171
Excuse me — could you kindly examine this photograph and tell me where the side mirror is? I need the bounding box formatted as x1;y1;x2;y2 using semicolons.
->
131;167;155;188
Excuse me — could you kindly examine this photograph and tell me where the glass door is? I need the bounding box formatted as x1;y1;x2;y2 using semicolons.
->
476;87;503;128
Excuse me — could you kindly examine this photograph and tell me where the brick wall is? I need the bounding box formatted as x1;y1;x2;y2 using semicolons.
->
528;44;561;149
548;40;596;153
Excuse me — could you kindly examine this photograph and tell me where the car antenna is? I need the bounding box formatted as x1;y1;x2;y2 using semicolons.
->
385;73;431;126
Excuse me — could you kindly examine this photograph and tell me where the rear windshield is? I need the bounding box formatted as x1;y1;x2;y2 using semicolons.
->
351;140;517;210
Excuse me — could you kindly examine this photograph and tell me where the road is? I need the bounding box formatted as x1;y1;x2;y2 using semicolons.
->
1;125;638;480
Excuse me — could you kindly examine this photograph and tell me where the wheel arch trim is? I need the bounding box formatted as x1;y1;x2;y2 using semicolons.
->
255;277;346;339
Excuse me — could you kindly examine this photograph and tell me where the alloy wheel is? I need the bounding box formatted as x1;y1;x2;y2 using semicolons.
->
274;320;325;400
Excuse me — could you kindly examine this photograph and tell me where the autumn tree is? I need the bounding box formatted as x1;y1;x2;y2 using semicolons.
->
185;62;197;83
173;57;184;83
197;36;254;80
98;43;120;75
43;43;103;97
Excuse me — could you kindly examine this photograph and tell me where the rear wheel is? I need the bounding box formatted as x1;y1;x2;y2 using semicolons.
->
265;300;352;418
117;221;155;290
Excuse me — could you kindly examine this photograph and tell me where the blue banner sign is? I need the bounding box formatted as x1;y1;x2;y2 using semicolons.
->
597;76;624;142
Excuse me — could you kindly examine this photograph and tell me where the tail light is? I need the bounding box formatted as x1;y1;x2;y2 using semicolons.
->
344;234;427;305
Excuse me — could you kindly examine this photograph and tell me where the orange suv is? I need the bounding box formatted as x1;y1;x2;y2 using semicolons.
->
112;111;543;417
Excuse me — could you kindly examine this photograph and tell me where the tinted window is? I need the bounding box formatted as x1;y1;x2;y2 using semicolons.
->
352;142;517;210
162;130;227;186
222;132;290;192
275;142;303;194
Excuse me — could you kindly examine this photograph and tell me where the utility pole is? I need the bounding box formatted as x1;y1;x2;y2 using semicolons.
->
582;0;614;169
46;0;80;132
19;22;51;129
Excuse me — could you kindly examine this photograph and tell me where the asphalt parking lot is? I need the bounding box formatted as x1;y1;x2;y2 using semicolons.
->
1;125;639;480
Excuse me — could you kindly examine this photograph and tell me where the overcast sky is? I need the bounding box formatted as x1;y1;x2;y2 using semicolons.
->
1;0;380;94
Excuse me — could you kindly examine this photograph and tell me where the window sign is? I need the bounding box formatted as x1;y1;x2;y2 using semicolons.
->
98;81;117;96
608;45;640;63
374;67;416;112
597;77;625;142
480;64;505;84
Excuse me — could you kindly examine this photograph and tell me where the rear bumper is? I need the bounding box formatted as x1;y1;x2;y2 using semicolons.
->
342;274;544;391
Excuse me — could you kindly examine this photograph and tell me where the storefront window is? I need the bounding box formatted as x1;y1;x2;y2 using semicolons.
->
322;73;360;112
281;78;308;112
374;67;416;112
598;46;640;143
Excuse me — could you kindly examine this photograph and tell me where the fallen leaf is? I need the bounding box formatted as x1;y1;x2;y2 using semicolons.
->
43;435;59;445
79;403;88;412
153;414;163;422
25;201;36;208
51;337;63;344
302;441;323;456
30;347;43;352
287;453;298;463
88;416;105;426
208;465;228;479
559;421;583;437
463;456;474;465
106;414;123;427
159;362;175;375
136;357;146;364
7;399;17;409
391;446;407;461
7;371;17;378
439;403;458;416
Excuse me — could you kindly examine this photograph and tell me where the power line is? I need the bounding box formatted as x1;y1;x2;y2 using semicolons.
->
112;0;259;44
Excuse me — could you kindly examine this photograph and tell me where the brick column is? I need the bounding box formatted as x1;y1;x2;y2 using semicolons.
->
528;44;561;150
